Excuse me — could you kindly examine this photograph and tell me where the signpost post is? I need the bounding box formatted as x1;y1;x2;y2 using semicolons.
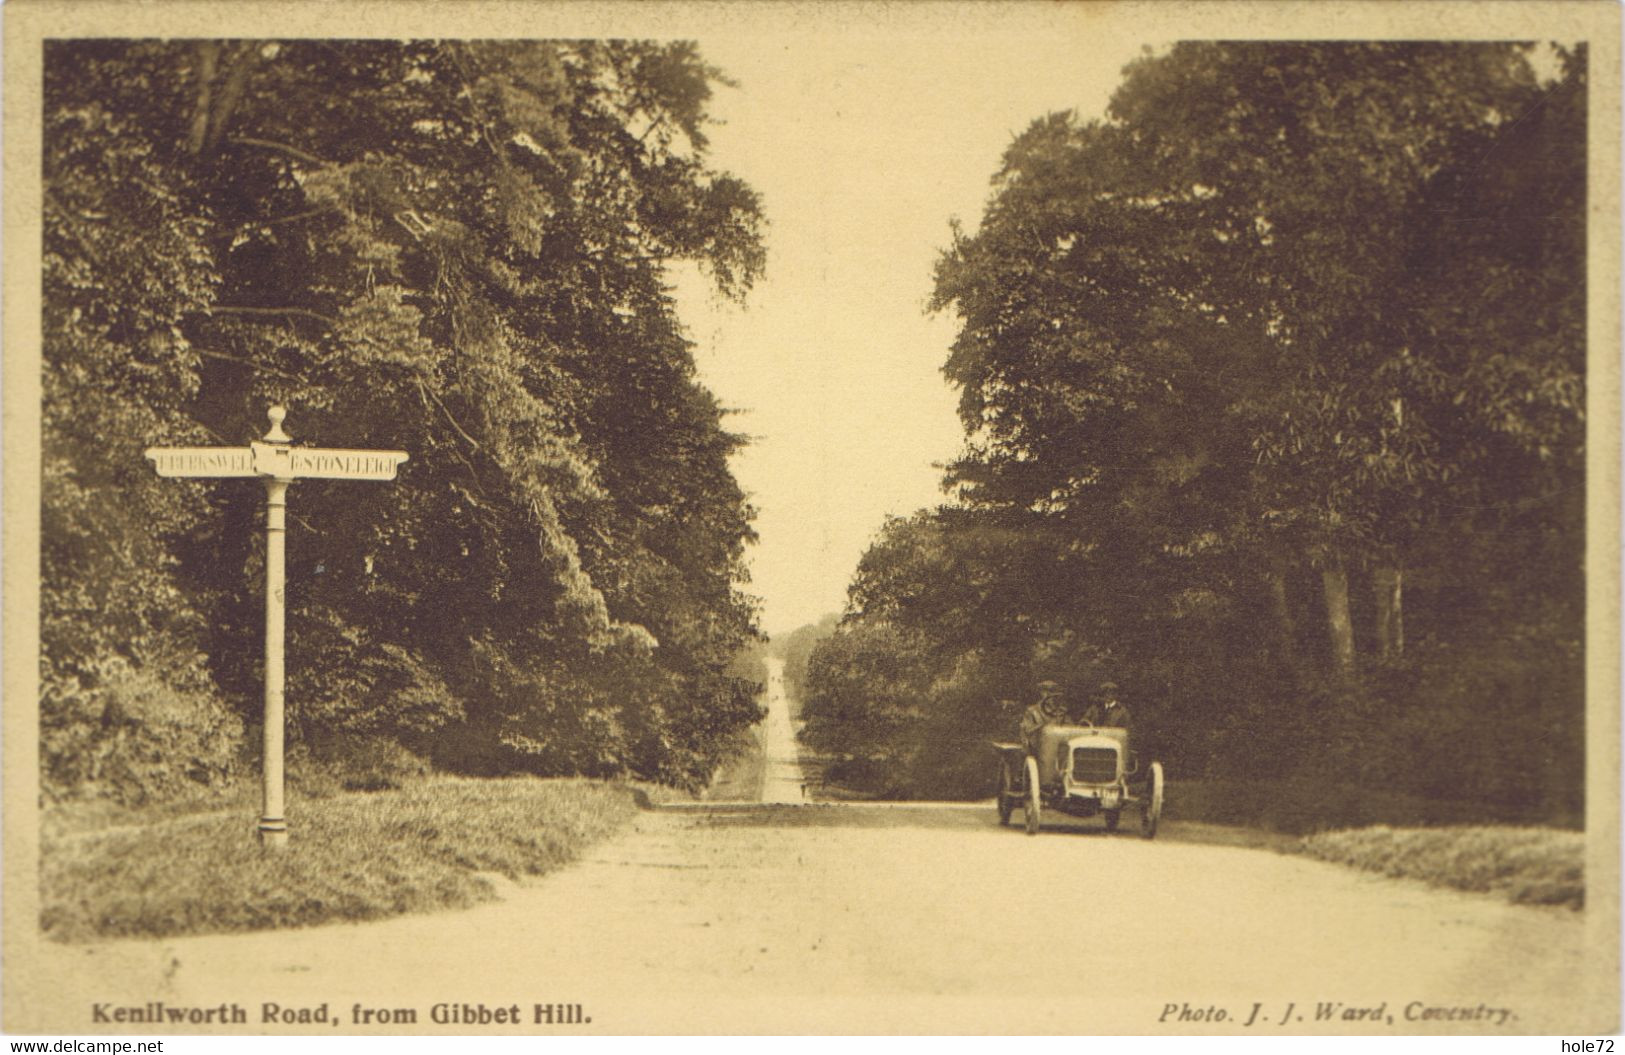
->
146;406;407;849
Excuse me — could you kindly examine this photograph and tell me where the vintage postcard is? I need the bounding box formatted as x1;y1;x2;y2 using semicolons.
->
4;0;1619;1039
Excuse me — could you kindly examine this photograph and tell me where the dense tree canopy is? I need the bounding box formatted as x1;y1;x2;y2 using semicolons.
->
804;43;1585;819
44;39;767;802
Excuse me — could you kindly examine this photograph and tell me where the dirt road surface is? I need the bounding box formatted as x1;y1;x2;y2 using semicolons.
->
758;657;806;804
22;800;1609;1035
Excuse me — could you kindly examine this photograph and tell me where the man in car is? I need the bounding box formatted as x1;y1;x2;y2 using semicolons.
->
1083;681;1133;734
1020;680;1070;765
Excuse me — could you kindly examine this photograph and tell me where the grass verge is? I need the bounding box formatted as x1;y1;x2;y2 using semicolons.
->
1299;825;1584;909
1164;778;1578;834
702;726;766;803
42;776;638;942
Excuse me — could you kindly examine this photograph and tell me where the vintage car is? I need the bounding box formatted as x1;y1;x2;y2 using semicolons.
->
992;723;1163;837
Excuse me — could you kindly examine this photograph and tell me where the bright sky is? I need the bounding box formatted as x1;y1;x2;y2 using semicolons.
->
672;27;1146;638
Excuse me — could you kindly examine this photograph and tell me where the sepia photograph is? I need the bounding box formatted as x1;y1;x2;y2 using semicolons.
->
3;0;1619;1040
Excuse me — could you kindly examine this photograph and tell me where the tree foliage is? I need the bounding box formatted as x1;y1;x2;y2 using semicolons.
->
43;39;766;802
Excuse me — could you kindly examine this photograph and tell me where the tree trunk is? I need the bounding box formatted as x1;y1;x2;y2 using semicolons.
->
202;43;262;155
186;42;220;156
1373;566;1404;657
1267;569;1298;665
1322;564;1356;674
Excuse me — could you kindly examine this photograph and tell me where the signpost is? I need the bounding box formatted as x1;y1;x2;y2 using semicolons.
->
146;406;407;849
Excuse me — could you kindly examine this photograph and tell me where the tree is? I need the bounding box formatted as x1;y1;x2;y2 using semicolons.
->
42;65;240;802
1097;44;1581;670
934;42;1581;674
769;613;839;716
42;39;768;799
813;42;1585;817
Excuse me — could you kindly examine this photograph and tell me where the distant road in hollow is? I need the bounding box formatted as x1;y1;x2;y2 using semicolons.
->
25;800;1605;1035
757;657;809;804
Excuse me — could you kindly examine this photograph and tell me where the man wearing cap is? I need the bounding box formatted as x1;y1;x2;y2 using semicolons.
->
1083;681;1133;735
1020;680;1070;759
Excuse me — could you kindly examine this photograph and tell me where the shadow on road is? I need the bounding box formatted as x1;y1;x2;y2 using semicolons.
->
655;800;1301;852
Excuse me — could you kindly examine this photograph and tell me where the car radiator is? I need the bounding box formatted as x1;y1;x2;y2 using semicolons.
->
1071;746;1118;783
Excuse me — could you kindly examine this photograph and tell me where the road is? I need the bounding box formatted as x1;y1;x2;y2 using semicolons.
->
17;671;1611;1034
758;657;808;804
22;798;1606;1035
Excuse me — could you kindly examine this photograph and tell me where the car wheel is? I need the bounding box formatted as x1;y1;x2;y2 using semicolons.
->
1023;755;1042;836
1140;761;1164;840
997;759;1014;826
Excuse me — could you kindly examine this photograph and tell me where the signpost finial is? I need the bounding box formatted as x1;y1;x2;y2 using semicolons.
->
265;405;291;444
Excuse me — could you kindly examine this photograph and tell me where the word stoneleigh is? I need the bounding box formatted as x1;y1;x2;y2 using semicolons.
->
91;1002;590;1028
